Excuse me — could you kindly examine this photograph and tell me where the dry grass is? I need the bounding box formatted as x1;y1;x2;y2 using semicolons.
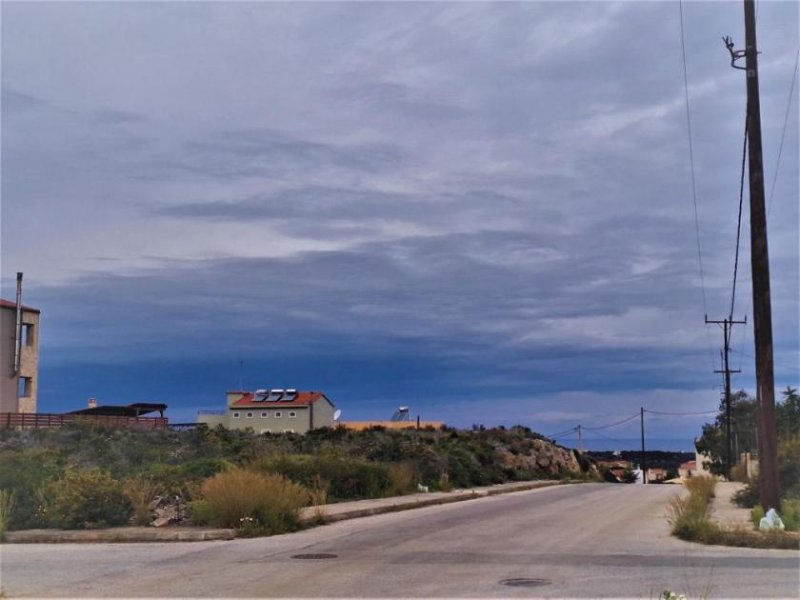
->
307;475;329;524
668;476;716;540
200;467;310;533
122;477;160;526
387;463;416;496
684;475;716;500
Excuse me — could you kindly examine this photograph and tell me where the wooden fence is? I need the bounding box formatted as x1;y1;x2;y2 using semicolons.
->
0;412;169;430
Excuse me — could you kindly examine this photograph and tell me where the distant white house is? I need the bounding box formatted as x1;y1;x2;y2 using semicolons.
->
197;388;336;434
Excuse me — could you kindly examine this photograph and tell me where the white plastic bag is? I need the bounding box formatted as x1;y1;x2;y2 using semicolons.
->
758;508;785;531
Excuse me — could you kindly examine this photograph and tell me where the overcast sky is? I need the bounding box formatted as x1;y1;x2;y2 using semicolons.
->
2;1;797;449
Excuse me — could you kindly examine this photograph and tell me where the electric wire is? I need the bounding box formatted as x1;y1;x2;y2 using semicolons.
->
730;118;748;320
644;408;718;417
733;46;799;370
731;348;800;372
767;47;799;217
581;428;633;450
679;0;716;373
583;412;640;431
544;426;578;440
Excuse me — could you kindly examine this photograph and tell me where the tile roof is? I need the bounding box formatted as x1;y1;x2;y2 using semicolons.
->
0;299;40;313
230;391;329;408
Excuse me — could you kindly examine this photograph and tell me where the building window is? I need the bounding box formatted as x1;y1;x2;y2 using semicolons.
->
261;412;268;418
232;412;240;418
22;323;34;346
18;377;32;398
246;412;253;418
274;412;282;418
288;411;297;418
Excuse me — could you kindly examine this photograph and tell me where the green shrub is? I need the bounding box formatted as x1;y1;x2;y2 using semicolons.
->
253;454;391;501
0;449;62;529
0;489;14;540
733;477;760;508
186;499;214;525
778;435;800;499
39;467;132;529
734;435;800;507
750;504;765;528
780;498;800;531
199;468;309;534
140;458;231;497
434;472;453;492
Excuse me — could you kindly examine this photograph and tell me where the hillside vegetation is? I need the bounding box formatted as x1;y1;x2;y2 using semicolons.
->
0;423;595;533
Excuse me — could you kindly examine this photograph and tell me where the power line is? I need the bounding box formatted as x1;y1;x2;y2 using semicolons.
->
734;46;799;369
679;0;716;374
544;426;577;439
731;119;748;319
730;348;800;372
583;412;640;431
767;47;799;217
645;408;718;417
581;428;634;450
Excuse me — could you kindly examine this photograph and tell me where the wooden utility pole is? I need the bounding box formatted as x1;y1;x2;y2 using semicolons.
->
724;0;780;509
706;317;746;475
640;407;646;484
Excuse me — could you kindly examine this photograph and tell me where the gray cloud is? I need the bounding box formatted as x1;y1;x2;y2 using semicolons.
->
1;88;47;111
1;1;797;428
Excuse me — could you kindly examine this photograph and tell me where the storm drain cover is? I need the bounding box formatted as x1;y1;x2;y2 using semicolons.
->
499;578;550;588
291;553;338;560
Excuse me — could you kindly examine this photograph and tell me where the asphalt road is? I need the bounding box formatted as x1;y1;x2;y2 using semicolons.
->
2;483;798;598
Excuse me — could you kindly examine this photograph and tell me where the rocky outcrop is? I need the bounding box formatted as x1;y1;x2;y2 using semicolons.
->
495;439;592;478
145;496;187;527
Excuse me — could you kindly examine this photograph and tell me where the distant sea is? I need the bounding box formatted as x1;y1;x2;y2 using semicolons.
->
560;438;696;453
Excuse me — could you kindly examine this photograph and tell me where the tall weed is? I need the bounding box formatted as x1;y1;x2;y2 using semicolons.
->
199;468;309;534
387;463;416;496
668;476;716;540
123;477;161;526
684;475;716;501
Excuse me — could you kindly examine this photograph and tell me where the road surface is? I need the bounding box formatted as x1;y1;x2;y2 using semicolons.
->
2;483;798;598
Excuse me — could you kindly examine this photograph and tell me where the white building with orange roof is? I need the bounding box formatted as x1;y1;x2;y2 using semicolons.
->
197;388;336;434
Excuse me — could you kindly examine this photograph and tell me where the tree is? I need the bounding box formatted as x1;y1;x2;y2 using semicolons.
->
695;387;800;478
695;390;757;477
777;387;800;439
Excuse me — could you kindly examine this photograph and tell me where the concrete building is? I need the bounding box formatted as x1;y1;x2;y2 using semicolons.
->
197;388;336;434
645;467;668;483
678;460;697;479
1;298;40;414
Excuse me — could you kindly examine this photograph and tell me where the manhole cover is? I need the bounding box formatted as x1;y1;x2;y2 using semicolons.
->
499;578;550;588
291;553;338;560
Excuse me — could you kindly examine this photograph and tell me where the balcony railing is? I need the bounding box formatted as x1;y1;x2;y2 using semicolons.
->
0;412;169;430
